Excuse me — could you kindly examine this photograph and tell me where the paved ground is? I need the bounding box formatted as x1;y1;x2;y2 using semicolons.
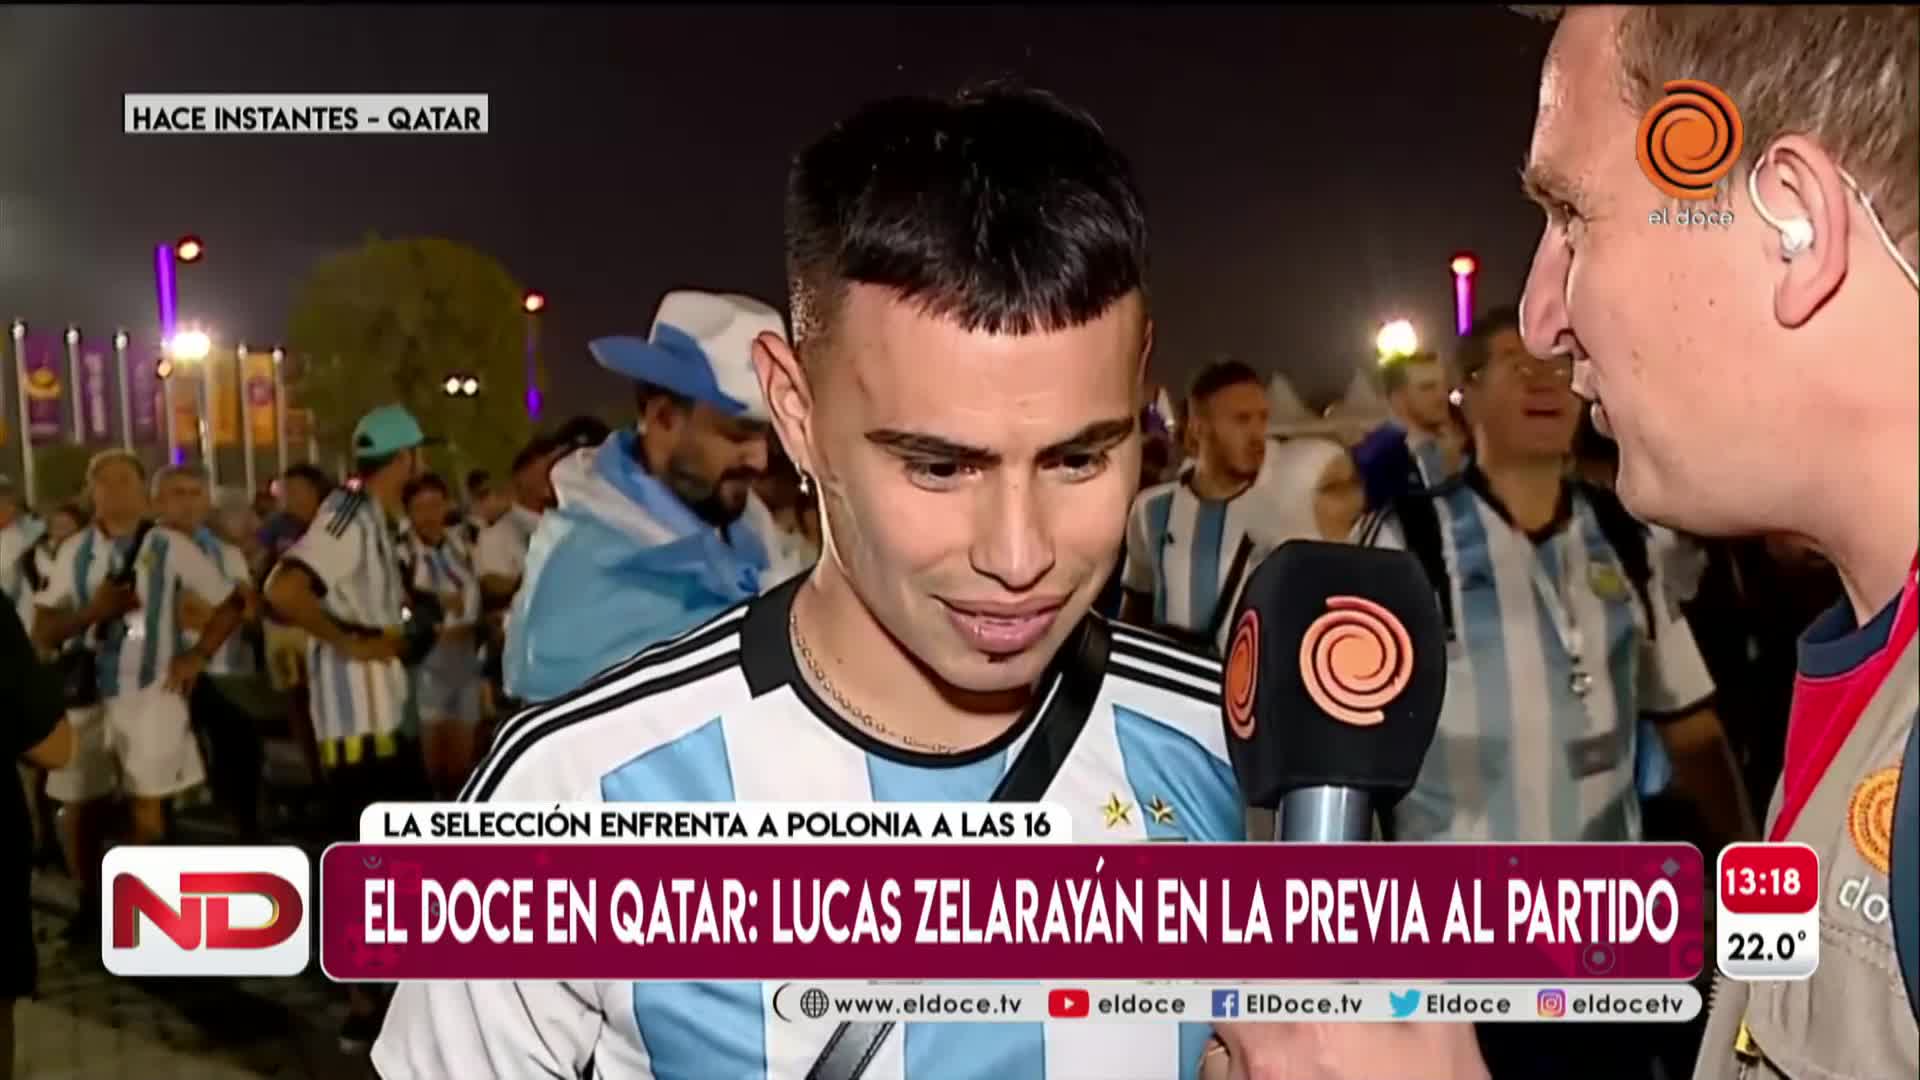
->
19;749;378;1080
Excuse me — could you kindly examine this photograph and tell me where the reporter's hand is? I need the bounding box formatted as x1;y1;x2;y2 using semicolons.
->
1203;1022;1489;1080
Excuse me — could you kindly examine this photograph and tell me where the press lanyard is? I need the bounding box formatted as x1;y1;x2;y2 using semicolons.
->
1527;534;1593;698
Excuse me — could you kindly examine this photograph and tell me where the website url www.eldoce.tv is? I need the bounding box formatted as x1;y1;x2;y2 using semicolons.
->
775;984;1033;1023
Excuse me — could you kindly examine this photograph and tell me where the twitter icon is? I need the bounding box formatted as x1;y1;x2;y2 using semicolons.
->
1388;990;1423;1018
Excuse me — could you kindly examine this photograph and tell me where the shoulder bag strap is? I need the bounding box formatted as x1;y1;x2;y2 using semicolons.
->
809;619;1112;1080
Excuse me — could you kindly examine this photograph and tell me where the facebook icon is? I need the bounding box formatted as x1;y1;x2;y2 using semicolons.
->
1211;990;1239;1018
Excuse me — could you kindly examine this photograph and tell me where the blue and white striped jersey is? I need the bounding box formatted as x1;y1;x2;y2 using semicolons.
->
1121;478;1287;655
282;488;411;762
402;530;482;678
1354;471;1715;843
375;578;1242;1080
186;527;255;676
34;523;236;699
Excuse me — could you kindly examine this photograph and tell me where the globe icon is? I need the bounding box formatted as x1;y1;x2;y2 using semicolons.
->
800;988;830;1020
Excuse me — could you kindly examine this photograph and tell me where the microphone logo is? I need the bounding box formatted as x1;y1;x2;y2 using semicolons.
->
1225;610;1259;740
1299;595;1413;727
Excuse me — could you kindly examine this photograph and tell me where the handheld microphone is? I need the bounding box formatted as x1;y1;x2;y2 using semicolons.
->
1222;540;1447;841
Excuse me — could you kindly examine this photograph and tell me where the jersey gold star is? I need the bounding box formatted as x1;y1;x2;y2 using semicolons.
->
1146;796;1175;826
1102;793;1133;828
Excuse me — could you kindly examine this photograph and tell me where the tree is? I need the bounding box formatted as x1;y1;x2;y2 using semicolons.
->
285;235;533;482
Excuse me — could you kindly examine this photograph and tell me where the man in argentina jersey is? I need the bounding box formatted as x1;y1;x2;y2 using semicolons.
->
1119;360;1287;655
157;463;269;841
31;451;245;934
379;84;1257;1080
266;405;428;775
400;471;485;798
1353;311;1723;848
267;404;433;1052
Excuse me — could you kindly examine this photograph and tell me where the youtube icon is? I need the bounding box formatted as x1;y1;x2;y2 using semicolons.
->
1048;988;1090;1018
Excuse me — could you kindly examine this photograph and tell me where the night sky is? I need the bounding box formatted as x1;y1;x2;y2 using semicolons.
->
1;5;1553;420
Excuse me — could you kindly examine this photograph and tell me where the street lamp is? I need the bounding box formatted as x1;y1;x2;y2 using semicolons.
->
168;329;211;361
521;290;545;421
1376;319;1419;362
63;327;81;445
1450;252;1478;337
9;320;31;505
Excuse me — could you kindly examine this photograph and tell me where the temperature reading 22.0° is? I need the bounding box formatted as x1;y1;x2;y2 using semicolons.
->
1716;843;1820;982
1725;930;1806;965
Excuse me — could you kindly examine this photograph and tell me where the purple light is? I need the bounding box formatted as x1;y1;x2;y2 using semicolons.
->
154;245;178;341
1454;273;1473;337
171;446;185;466
526;387;543;417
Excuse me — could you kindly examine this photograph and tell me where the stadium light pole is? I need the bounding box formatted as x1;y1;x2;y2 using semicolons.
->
64;327;82;446
1451;253;1478;337
113;330;133;451
522;290;545;421
10;320;33;506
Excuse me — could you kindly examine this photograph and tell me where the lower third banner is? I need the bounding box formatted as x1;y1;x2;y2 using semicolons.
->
319;842;1705;982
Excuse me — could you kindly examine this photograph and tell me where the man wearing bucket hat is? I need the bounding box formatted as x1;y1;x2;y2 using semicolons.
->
265;402;435;1051
501;288;784;704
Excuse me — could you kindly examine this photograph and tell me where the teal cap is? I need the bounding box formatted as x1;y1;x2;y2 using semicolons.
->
351;404;439;460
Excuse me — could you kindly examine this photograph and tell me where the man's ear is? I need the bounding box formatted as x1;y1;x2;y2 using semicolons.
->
753;331;815;476
1753;136;1853;328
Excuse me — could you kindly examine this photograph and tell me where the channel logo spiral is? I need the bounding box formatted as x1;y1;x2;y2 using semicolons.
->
1636;79;1744;200
1296;596;1413;728
1225;611;1260;740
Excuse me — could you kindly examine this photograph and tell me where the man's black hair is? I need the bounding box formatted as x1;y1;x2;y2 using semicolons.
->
552;414;612;453
785;82;1150;346
404;472;450;507
464;468;491;496
511;436;555;474
284;463;334;497
1454;305;1523;384
1188;359;1263;408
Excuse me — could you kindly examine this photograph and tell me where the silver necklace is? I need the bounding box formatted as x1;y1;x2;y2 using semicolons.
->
789;611;960;754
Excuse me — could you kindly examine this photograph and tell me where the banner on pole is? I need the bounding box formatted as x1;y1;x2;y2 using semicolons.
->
243;350;277;447
173;380;201;452
128;339;161;445
22;337;64;441
211;356;241;447
81;351;111;443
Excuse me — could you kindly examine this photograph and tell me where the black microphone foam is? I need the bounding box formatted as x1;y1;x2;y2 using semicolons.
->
1222;540;1447;810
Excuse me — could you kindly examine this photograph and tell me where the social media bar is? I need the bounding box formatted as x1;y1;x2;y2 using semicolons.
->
769;982;1701;1024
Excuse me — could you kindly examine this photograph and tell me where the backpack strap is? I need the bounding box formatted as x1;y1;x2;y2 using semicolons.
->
1204;533;1259;647
1578;484;1658;640
1377;489;1454;640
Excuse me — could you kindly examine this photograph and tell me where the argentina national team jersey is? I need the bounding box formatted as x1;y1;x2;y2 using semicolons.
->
1122;478;1278;654
34;524;237;698
1355;473;1715;843
282;488;411;762
375;576;1242;1080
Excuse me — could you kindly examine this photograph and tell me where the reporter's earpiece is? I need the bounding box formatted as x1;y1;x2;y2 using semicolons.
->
1747;162;1814;259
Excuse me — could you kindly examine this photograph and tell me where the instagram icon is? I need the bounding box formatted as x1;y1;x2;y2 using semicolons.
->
1537;989;1567;1018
